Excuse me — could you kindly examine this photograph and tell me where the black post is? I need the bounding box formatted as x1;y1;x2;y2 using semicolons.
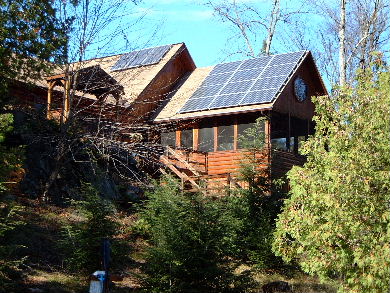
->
102;239;111;293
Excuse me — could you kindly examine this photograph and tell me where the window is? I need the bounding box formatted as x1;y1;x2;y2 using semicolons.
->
238;121;264;149
272;138;287;150
181;129;193;149
199;127;214;152
238;122;254;148
217;125;234;151
271;137;294;151
161;131;176;147
289;137;294;152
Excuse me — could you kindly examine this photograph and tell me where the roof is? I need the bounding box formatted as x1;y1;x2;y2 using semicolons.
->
44;43;187;105
153;50;324;122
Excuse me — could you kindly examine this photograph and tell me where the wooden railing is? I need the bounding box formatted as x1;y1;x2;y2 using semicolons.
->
160;146;306;193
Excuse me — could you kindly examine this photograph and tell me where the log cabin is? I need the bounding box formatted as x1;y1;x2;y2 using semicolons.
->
10;43;327;193
152;49;327;192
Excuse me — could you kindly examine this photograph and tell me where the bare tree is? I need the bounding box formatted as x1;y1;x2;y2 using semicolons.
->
339;0;346;86
204;0;305;58
39;0;164;201
203;0;389;87
303;0;389;86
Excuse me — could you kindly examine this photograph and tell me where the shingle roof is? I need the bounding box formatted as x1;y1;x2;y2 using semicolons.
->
43;43;185;105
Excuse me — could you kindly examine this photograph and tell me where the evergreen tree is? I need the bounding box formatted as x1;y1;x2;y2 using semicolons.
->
273;64;390;293
139;177;253;293
0;0;67;98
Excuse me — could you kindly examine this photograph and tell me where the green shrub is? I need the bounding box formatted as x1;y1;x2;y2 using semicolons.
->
0;202;26;292
231;117;285;269
139;176;253;293
61;183;123;274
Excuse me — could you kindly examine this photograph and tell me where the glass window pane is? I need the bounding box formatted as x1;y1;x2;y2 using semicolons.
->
218;125;234;151
289;137;294;152
181;129;193;149
199;127;214;152
238;121;264;149
161;131;176;147
271;138;287;150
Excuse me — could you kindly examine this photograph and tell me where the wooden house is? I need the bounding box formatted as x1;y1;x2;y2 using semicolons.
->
152;50;327;192
11;43;326;192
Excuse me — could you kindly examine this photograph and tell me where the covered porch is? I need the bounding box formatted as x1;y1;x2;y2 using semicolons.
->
158;110;310;193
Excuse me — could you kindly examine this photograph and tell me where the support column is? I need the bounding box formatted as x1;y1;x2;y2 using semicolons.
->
193;127;199;151
47;81;55;119
64;78;71;121
233;117;238;151
264;115;271;149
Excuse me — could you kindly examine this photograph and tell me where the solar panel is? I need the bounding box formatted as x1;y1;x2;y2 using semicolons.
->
111;45;171;71
192;84;223;98
240;56;272;70
178;50;307;113
241;88;279;105
210;60;242;75
271;51;303;65
251;76;287;91
179;97;211;113
262;62;296;77
203;72;233;85
220;80;255;95
230;69;261;82
209;93;245;109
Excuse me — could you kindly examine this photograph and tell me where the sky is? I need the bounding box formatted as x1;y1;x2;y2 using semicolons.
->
127;0;315;68
129;0;232;67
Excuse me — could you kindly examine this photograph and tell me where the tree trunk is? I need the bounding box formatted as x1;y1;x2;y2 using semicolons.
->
339;0;346;86
265;0;280;55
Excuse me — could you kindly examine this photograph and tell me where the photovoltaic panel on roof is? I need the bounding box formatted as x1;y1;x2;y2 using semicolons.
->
240;56;272;70
111;45;171;71
230;69;261;82
209;93;245;109
220;80;254;95
203;72;233;85
210;60;242;75
178;51;307;114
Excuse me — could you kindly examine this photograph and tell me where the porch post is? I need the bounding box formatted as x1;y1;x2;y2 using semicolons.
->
64;78;71;121
265;116;271;149
47;81;55;119
193;127;199;151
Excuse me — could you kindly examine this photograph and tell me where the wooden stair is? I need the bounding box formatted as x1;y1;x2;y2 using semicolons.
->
160;146;207;194
160;146;252;194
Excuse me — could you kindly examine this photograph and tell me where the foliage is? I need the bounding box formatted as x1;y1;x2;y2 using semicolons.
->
139;176;253;293
0;202;26;292
61;183;121;273
0;113;23;193
230;117;284;269
273;67;390;293
0;0;68;103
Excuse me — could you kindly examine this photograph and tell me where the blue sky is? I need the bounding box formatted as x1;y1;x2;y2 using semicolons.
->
130;0;280;67
130;0;230;67
129;0;314;67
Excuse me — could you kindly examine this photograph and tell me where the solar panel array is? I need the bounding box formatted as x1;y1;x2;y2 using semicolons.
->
111;45;172;71
179;51;306;113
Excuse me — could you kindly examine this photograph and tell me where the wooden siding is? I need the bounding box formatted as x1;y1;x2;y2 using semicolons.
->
164;148;270;178
272;54;327;120
271;149;306;179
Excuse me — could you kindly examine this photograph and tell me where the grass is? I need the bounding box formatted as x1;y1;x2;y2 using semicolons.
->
24;270;87;293
251;268;337;293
